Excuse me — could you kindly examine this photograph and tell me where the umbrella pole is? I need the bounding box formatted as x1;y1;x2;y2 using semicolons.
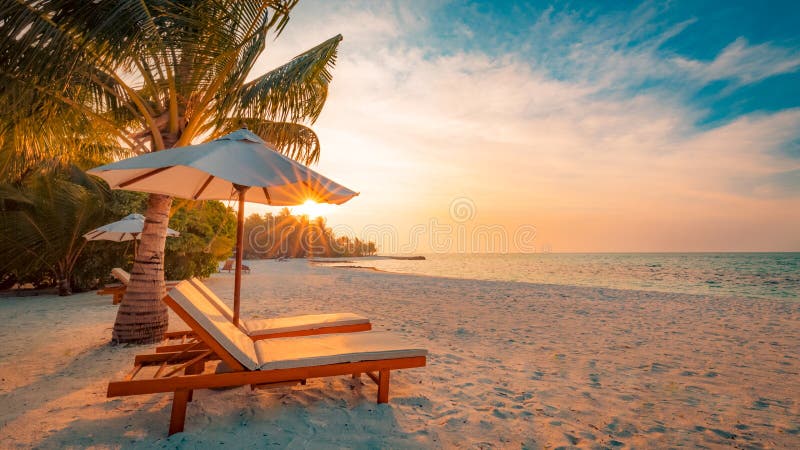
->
233;185;250;326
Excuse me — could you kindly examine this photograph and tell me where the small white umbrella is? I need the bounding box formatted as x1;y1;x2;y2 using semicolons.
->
83;213;180;242
89;129;358;324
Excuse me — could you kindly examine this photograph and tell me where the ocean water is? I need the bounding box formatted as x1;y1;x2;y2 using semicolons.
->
361;253;800;299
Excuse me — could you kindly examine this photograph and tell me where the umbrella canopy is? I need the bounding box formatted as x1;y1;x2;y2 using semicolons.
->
83;213;180;242
89;129;357;205
89;129;358;325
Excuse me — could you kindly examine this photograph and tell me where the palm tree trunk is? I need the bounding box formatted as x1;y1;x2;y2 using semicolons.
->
56;262;71;296
112;193;173;344
57;278;72;296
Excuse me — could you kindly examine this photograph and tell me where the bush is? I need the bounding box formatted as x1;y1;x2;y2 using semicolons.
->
0;166;112;294
164;200;236;280
0;165;236;294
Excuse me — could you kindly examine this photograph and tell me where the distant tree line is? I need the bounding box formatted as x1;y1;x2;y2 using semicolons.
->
243;208;376;259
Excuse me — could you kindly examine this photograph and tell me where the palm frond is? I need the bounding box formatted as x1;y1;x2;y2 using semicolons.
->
0;101;130;182
0;172;109;278
1;1;300;153
230;34;342;126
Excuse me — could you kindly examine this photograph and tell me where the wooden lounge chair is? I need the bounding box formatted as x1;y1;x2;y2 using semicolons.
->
97;284;126;305
98;268;179;304
220;259;250;273
107;280;427;435
159;278;371;352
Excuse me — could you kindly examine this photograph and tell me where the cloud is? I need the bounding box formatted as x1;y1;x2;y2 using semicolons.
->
244;1;800;252
675;37;800;86
525;2;696;87
521;4;800;94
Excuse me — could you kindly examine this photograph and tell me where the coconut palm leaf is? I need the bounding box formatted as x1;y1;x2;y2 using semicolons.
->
0;168;111;292
231;34;341;125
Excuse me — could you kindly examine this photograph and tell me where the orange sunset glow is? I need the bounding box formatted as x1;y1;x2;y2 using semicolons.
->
241;2;800;253
290;199;335;219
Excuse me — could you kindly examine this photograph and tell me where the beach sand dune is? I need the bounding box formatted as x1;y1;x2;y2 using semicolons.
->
1;259;798;448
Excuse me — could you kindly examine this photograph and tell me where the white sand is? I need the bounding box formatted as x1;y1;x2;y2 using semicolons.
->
0;259;798;448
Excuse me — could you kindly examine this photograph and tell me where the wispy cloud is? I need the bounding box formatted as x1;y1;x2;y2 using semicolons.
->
675;37;800;85
524;3;800;93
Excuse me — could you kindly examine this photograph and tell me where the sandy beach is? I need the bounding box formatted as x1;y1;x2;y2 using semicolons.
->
0;259;798;448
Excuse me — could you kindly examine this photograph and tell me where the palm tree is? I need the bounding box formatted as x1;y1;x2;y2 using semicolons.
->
0;165;112;295
1;1;342;343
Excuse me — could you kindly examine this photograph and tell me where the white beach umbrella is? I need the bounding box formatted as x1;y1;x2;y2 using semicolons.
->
88;129;358;324
83;213;180;242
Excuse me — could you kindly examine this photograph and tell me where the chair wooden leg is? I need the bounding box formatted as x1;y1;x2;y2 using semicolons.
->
352;373;360;379
377;370;390;403
169;390;190;435
184;361;205;402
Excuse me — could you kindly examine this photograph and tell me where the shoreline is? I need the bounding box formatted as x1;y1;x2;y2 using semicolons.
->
5;258;792;303
0;265;783;304
5;259;797;307
310;258;797;302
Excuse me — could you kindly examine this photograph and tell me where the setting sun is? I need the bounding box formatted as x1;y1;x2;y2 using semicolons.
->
290;199;334;218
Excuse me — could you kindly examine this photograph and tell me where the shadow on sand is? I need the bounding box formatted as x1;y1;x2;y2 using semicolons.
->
32;383;427;448
3;348;427;448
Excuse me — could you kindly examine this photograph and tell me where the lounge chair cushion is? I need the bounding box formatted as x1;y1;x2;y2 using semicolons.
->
168;282;260;370
254;331;428;371
243;313;370;336
188;278;370;336
189;278;235;322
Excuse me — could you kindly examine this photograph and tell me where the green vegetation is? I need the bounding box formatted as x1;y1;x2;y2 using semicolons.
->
0;164;114;295
164;200;236;280
1;2;341;343
0;165;237;295
243;209;377;259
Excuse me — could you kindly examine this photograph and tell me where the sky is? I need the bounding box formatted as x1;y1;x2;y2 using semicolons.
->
246;0;800;253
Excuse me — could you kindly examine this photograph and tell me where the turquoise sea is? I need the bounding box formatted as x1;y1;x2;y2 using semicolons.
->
364;253;800;300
